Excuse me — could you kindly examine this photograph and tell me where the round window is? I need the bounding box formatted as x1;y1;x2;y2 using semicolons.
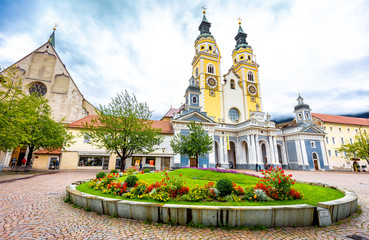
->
29;82;47;96
229;108;240;122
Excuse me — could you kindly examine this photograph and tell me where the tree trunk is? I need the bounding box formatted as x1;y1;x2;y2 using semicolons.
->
26;145;34;167
120;158;126;172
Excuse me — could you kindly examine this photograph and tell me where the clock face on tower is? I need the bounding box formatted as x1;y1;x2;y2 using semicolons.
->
248;84;257;95
207;78;217;88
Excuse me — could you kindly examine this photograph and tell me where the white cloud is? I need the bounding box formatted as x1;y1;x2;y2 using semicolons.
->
0;0;369;120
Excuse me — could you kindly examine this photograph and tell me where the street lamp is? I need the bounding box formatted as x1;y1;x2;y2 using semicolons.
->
162;148;165;170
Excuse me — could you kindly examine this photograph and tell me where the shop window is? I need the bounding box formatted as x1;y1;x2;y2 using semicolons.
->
133;157;142;167
146;157;156;167
78;156;106;166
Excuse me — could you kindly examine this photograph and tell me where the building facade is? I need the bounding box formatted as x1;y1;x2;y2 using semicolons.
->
312;113;369;170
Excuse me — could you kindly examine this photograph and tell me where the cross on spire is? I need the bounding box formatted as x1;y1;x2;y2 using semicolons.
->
237;17;242;25
202;6;207;14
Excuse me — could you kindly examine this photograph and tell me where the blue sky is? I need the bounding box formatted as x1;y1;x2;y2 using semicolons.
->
1;0;369;120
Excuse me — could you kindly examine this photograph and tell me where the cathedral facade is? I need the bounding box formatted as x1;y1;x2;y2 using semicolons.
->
170;13;329;171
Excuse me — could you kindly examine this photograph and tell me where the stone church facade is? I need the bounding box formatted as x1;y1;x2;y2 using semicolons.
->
0;33;96;168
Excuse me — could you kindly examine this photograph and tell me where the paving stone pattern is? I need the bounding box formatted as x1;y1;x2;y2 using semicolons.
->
0;170;368;239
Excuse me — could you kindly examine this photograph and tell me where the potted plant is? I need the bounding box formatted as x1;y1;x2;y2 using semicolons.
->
361;165;367;172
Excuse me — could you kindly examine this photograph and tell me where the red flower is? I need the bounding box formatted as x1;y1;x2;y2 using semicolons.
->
179;174;182;177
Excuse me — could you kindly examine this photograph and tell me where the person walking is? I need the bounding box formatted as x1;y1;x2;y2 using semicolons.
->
11;158;17;169
21;158;27;167
55;159;59;170
256;163;259;172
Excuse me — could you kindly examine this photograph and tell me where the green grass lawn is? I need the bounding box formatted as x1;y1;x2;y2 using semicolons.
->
76;168;344;206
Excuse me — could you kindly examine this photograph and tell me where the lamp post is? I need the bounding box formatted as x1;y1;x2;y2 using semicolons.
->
162;148;165;170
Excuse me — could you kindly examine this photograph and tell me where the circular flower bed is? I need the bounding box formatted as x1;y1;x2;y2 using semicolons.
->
88;166;303;203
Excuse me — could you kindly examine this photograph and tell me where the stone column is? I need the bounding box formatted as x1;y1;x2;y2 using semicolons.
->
268;136;276;164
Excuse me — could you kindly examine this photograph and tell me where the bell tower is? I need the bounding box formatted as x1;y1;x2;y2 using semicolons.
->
231;20;261;119
191;9;223;122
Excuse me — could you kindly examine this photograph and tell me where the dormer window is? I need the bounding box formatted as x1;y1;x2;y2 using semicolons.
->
207;64;214;74
247;71;254;82
230;80;235;89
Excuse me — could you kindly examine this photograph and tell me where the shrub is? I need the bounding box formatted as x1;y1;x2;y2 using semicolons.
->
216;179;234;196
143;168;151;173
96;172;106;179
255;167;302;200
125;166;138;175
125;175;138;187
110;169;119;174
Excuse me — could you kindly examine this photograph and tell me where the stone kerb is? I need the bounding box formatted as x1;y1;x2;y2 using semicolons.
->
66;180;358;228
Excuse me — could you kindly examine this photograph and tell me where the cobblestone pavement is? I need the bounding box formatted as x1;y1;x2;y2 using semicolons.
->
0;170;368;240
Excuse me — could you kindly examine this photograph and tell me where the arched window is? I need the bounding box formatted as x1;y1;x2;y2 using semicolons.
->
247;71;254;82
230;80;235;89
229;108;240;122
208;64;214;74
192;96;197;104
306;112;310;119
298;113;302;120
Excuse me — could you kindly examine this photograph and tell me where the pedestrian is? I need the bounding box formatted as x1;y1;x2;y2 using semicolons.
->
216;163;220;169
255;163;259;172
21;158;27;167
139;161;142;171
55;159;59;170
11;158;17;169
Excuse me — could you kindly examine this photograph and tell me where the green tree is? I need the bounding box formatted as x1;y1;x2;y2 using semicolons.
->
170;121;213;167
338;131;369;165
0;66;26;150
0;66;74;165
19;95;74;166
81;91;163;171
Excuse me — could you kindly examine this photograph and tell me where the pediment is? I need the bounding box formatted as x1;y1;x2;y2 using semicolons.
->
175;111;216;123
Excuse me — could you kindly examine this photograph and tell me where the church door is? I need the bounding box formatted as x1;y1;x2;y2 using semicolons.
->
312;153;319;170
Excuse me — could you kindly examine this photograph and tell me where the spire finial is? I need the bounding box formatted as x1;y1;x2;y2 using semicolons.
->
202;5;207;15
53;23;58;31
237;17;242;25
